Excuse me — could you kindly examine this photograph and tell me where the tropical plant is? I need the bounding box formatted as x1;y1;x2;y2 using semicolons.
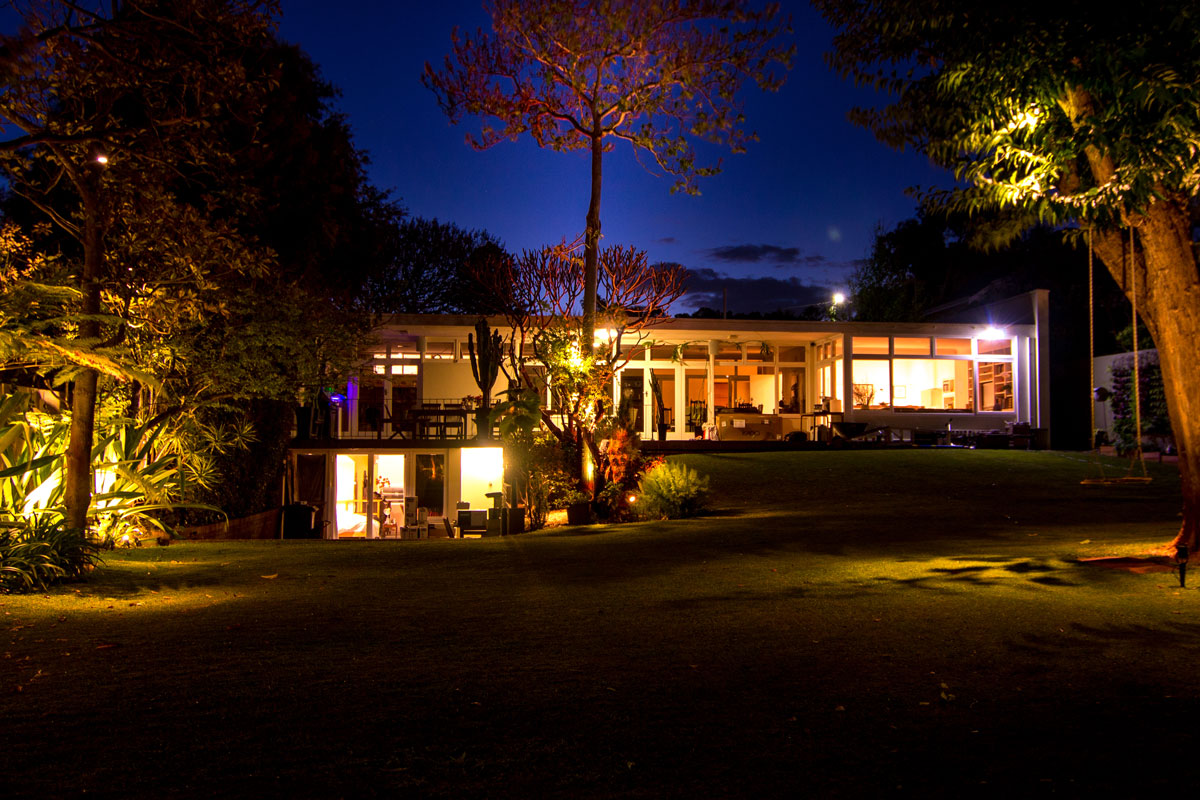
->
0;391;222;551
0;513;100;593
636;461;710;520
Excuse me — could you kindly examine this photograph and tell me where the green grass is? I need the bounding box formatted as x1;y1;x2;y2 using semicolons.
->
3;450;1198;797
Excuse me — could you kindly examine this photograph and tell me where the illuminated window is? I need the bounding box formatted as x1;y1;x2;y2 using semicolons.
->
979;362;1013;411
778;346;806;362
935;338;972;355
852;336;889;355
978;339;1012;356
424;341;455;360
893;337;930;356
893;359;974;410
851;360;890;408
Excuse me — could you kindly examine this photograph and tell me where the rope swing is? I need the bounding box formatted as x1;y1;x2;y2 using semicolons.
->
1083;226;1151;485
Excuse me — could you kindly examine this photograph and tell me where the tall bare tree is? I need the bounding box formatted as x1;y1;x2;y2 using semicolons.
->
424;0;792;348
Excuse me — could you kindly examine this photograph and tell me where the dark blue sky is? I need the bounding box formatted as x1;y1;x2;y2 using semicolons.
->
302;3;951;313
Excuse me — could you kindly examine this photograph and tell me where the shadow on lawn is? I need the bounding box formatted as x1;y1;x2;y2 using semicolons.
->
1008;620;1200;661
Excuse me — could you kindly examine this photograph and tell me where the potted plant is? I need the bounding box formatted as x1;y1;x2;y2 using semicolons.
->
563;490;592;525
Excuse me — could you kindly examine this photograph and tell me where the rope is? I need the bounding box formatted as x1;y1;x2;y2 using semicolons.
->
1088;229;1096;449
1082;226;1151;485
1129;227;1149;479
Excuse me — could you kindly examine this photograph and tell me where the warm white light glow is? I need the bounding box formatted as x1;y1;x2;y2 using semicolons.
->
460;447;504;510
832;292;846;305
94;154;108;165
627;494;637;505
980;326;1007;340
1013;107;1041;130
593;328;619;344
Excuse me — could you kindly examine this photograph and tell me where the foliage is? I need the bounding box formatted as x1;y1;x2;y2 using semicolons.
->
471;240;686;493
817;0;1200;232
503;428;576;531
635;461;710;520
425;0;792;344
0;391;222;548
0;513;100;593
1109;353;1172;455
360;217;507;316
817;0;1200;547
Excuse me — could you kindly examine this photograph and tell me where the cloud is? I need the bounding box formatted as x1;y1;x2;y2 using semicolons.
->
707;244;802;264
678;268;834;315
655;236;677;244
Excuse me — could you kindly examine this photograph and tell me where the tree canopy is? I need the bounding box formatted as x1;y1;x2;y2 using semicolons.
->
816;0;1200;548
424;0;793;346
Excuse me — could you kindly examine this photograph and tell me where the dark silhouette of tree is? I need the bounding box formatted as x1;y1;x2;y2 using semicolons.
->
424;0;792;350
361;217;507;316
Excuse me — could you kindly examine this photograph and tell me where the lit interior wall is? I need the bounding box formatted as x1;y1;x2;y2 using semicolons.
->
749;373;775;409
459;447;503;510
335;454;366;533
423;361;476;400
851;360;891;407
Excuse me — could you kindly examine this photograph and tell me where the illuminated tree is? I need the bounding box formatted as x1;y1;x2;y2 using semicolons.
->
0;0;278;531
475;240;686;492
424;0;792;348
816;0;1200;549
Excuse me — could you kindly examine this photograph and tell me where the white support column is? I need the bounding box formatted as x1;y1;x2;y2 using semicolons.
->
707;340;718;426
383;345;393;439
365;453;376;540
676;362;685;439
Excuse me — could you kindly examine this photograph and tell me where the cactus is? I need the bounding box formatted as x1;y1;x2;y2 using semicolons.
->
467;318;503;437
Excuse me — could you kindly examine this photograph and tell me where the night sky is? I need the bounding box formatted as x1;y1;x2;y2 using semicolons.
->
14;1;950;315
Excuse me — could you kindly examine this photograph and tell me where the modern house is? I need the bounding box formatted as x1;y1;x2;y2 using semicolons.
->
288;290;1049;539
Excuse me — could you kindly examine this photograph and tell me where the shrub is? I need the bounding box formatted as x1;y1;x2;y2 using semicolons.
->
0;514;101;594
635;461;709;520
1109;352;1171;455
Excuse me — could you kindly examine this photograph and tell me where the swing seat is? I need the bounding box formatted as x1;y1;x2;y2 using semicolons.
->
1081;476;1152;486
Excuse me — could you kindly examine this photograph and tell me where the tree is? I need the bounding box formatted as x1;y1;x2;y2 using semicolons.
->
472;240;687;494
360;217;507;316
0;0;278;531
424;0;792;348
816;0;1200;549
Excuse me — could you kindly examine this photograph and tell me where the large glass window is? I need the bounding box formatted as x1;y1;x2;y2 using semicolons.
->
685;368;707;432
780;367;805;413
851;361;890;408
978;362;1014;411
650;369;675;432
893;359;975;410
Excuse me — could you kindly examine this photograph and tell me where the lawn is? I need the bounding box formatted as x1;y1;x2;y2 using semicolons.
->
4;450;1199;797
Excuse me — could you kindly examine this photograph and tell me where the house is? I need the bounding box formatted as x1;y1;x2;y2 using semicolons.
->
287;290;1049;539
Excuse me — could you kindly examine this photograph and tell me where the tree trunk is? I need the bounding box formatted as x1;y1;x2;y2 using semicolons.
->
1092;197;1200;551
64;188;103;533
582;124;603;354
